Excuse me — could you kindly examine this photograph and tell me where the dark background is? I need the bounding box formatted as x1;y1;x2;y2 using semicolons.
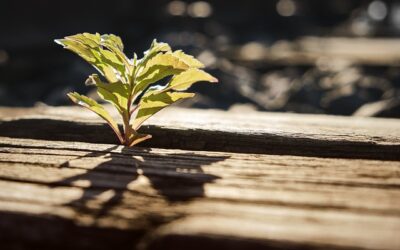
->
1;0;400;117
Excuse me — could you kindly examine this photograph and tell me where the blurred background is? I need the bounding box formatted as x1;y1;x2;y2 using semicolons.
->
1;0;400;117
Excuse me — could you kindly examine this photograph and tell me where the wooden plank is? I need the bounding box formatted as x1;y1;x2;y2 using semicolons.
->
0;106;399;160
0;137;399;250
228;37;400;66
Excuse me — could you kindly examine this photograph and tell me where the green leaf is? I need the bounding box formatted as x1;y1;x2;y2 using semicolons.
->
137;53;189;78
69;33;101;48
132;40;172;86
55;33;126;83
87;74;129;115
67;92;124;143
100;34;133;78
172;50;204;68
133;40;172;81
55;38;96;63
92;47;125;83
164;68;218;92
101;34;124;51
132;91;195;130
141;39;171;62
133;53;190;95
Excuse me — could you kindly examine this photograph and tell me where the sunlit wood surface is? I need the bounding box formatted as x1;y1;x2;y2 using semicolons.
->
0;106;399;250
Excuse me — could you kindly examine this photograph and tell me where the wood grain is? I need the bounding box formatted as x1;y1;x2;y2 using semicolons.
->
0;137;399;250
0;106;399;160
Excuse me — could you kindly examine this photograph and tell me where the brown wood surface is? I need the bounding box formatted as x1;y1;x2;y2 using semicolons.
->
0;137;399;250
0;106;399;250
0;106;399;160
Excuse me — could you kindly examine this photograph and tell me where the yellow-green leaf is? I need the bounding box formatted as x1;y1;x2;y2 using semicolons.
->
67;92;123;143
172;50;204;68
132;92;195;129
92;48;125;82
67;32;101;48
90;75;129;115
55;33;126;83
164;68;218;92
133;53;190;95
101;34;124;51
142;39;171;61
55;38;96;63
135;40;172;77
100;34;132;77
137;53;189;78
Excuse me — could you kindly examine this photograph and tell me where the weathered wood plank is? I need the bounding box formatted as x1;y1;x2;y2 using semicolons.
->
0;137;399;250
0;106;399;160
228;37;400;66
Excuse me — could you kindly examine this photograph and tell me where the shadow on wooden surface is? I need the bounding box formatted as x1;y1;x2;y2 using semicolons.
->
0;137;399;250
0;211;142;250
145;234;362;250
0;143;227;250
0;118;399;160
53;146;223;214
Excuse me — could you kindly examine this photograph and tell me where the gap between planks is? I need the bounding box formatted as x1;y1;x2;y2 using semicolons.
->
0;106;399;160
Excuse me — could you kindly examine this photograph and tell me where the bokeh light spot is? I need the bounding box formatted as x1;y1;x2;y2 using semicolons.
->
368;1;388;21
188;1;213;18
0;50;9;65
167;1;186;16
276;0;296;17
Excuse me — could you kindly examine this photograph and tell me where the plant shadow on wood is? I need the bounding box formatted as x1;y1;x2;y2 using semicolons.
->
52;146;226;217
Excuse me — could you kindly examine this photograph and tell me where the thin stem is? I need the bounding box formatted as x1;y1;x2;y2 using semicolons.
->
123;55;140;146
130;104;140;116
121;99;129;145
124;80;136;146
123;101;133;146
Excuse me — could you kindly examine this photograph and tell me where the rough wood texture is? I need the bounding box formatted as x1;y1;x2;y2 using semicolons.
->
0;137;399;250
0;106;399;160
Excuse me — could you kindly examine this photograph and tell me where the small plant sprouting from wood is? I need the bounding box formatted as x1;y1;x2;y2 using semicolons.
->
55;33;217;146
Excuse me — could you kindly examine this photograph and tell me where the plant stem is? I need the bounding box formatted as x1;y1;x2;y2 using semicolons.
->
123;99;133;146
123;59;138;146
124;84;135;146
122;112;130;146
130;104;139;116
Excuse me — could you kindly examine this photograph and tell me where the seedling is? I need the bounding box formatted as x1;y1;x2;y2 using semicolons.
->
55;33;217;146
